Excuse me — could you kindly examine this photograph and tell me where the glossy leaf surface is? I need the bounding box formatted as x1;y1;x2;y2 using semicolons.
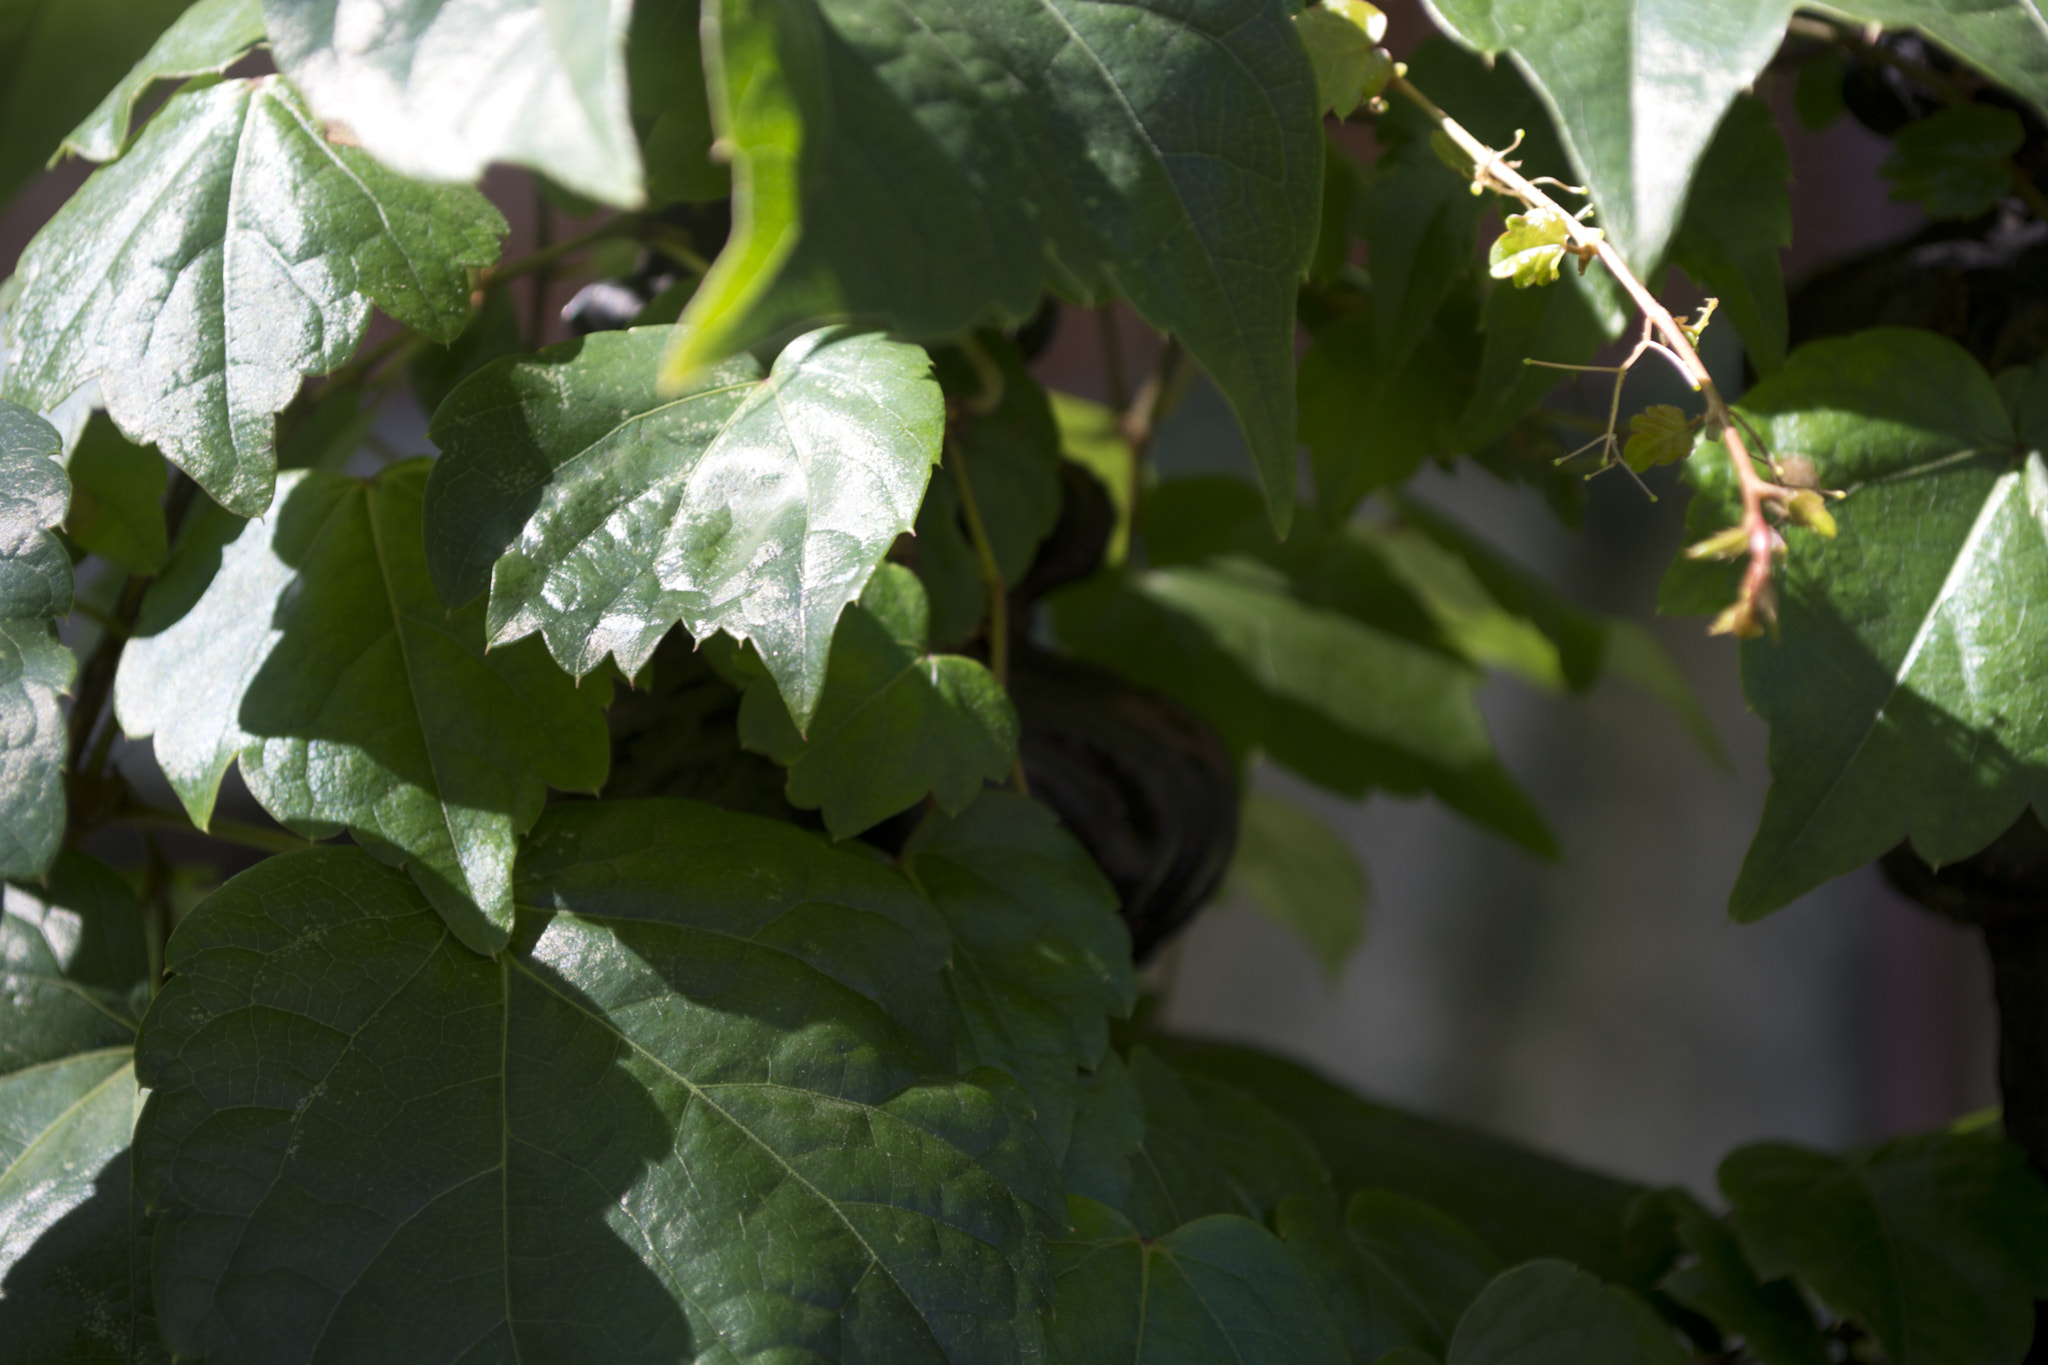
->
1667;330;2048;919
904;793;1135;1156
0;850;155;1364
1448;1258;1687;1364
135;822;1060;1362
424;324;943;727
677;0;1321;530
61;0;266;161
1423;0;1794;271
739;566;1018;839
262;0;643;205
115;462;611;955
1048;1196;1345;1364
0;400;71;880
1723;1133;2048;1365
2;78;504;517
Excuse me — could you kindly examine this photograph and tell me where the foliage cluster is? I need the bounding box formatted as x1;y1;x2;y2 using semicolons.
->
3;0;2048;1360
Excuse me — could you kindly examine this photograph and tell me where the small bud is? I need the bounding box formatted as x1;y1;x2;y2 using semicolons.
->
1685;524;1750;561
1785;489;1838;538
1709;600;1767;640
1775;454;1819;489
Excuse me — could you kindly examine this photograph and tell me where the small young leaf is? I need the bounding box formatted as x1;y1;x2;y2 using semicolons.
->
1883;103;2026;220
0;400;72;881
738;565;1020;839
1295;1;1392;118
60;0;265;162
3;78;505;517
1488;208;1576;289
1447;1259;1687;1365
1048;1198;1346;1364
1226;792;1369;983
114;462;611;955
424;325;943;728
1623;404;1697;472
262;0;643;206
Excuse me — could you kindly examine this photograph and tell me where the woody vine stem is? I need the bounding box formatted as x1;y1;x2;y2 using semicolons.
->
1391;75;1795;634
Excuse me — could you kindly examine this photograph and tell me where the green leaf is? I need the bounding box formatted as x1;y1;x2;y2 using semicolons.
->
1457;266;1612;453
1178;1070;1337;1223
1226;792;1369;983
672;0;1322;533
134;824;1061;1362
60;0;265;162
423;324;943;727
1659;1190;1829;1365
1145;1037;1682;1295
0;849;157;1363
738;565;1019;839
0;1051;153;1364
904;792;1136;1157
1297;1;1393;118
1448;1259;1687;1365
1300;308;1476;520
1667;94;1793;373
261;0;643;206
1050;392;1135;564
1489;207;1579;289
1602;621;1731;771
0;0;192;204
2;78;504;517
1668;329;2045;920
64;415;167;575
1821;0;2048;125
1366;524;1567;689
0;399;72;882
1722;1132;2048;1365
2;852;149;1073
630;0;728;203
1622;404;1697;473
1883;103;2026;219
1048;1197;1346;1364
113;461;611;956
1277;1189;1498;1361
1423;0;1795;272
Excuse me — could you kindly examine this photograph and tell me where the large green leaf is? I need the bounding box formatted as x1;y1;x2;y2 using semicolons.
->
1;852;149;1073
738;565;1018;838
134;819;1061;1362
261;0;643;206
675;0;1322;531
0;0;191;204
1447;1259;1688;1365
1666;94;1792;374
114;462;611;956
1722;1133;2048;1365
1421;0;1794;272
60;0;266;162
2;77;503;518
423;324;943;727
1047;1196;1346;1364
1276;1188;1498;1362
1665;329;2046;919
902;792;1136;1157
1818;0;2048;123
1299;307;1475;520
630;0;728;204
0;850;157;1364
0;400;72;881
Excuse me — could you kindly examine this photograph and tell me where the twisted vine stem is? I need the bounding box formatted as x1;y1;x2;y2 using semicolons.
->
1392;76;1795;635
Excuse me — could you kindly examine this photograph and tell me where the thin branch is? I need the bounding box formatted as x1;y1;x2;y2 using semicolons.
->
1097;306;1131;414
113;802;316;855
1392;75;1792;634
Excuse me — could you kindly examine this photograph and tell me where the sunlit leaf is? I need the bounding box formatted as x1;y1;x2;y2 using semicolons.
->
60;0;265;162
0;400;71;881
